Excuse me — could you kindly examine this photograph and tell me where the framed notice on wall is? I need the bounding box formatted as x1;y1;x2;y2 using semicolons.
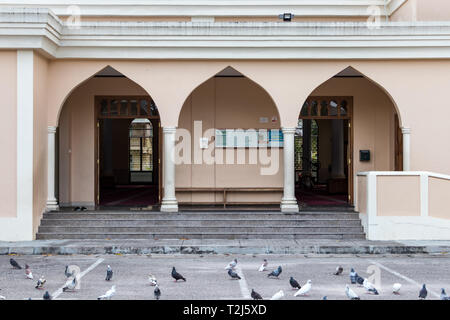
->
215;129;283;148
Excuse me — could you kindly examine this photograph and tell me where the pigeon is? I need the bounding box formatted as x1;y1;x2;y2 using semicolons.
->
289;277;301;290
322;296;328;300
355;274;364;286
0;295;5;300
62;277;77;292
419;284;427;299
251;289;263;300
171;267;186;282
73;206;81;211
148;274;157;286
440;288;449;300
80;206;87;211
270;290;284;300
154;284;161;300
43;291;52;300
25;264;33;280
334;266;344;275
267;266;282;278
363;278;379;295
225;259;238;270
10;258;21;269
392;283;402;295
294;280;312;296
258;259;268;272
65;266;74;278
345;285;360;300
228;268;241;280
105;265;113;281
98;285;116;300
35;276;46;289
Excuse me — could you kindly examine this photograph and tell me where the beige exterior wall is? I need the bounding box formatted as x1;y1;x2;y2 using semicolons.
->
429;177;450;220
392;0;450;21
357;175;367;214
33;53;49;234
376;175;421;216
0;51;17;218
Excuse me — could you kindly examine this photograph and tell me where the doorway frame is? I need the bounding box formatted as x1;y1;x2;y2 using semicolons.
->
298;96;354;205
94;95;161;207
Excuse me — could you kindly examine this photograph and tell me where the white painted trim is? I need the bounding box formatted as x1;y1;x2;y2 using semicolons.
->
46;125;59;211
366;172;377;239
357;171;450;180
419;172;428;218
0;1;406;18
4;9;450;59
0;50;34;241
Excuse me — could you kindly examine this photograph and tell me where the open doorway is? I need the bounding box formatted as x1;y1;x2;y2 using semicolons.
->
295;97;353;207
95;96;161;207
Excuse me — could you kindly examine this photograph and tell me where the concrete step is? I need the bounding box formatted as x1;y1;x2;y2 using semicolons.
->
39;218;363;227
35;232;366;240
42;212;360;220
37;225;364;233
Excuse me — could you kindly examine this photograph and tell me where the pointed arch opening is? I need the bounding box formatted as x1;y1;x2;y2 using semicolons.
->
57;66;161;209
295;66;402;208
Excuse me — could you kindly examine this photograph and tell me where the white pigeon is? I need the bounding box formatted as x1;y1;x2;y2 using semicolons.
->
345;284;360;300
363;278;379;295
270;290;284;300
25;264;33;280
392;283;402;295
63;277;77;292
225;259;237;270
0;295;5;300
258;259;268;272
97;285;116;300
294;280;312;296
148;274;158;286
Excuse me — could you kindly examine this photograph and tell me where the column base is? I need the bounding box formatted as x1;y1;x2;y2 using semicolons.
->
46;199;59;212
160;199;178;212
280;198;299;213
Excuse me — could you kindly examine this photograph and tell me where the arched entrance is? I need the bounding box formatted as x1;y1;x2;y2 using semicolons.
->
57;67;161;209
296;67;402;208
96;97;161;206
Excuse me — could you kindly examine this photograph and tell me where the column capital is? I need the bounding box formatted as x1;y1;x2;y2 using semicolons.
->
163;126;177;134
401;127;411;134
281;127;296;134
47;126;57;133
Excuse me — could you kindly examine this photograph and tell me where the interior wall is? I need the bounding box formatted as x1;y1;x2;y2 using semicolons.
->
0;51;17;218
176;76;283;203
58;77;148;205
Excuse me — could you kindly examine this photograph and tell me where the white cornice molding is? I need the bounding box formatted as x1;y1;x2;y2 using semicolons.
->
5;7;450;59
0;1;406;17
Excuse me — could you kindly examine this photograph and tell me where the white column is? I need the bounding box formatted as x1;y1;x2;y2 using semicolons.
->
402;127;411;171
331;119;345;178
161;127;178;212
281;127;299;212
46;126;59;211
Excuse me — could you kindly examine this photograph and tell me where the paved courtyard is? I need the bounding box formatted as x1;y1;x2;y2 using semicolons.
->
0;253;449;300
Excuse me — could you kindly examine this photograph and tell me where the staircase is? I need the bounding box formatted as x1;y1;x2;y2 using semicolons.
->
36;207;366;240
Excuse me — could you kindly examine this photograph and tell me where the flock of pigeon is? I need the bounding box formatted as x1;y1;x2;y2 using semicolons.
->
1;257;449;300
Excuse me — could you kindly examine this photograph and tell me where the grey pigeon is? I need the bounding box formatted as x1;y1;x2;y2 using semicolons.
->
322;296;328;300
65;265;73;278
419;284;427;299
43;291;52;300
228;268;241;280
268;266;282;278
251;289;263;300
10;258;21;269
349;268;357;284
355;274;364;286
334;266;343;275
154;284;161;300
440;288;449;300
62;277;77;292
105;265;113;281
171;267;186;282
289;276;301;289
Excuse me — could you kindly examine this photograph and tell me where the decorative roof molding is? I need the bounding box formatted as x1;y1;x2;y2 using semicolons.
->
3;7;450;60
0;1;406;17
